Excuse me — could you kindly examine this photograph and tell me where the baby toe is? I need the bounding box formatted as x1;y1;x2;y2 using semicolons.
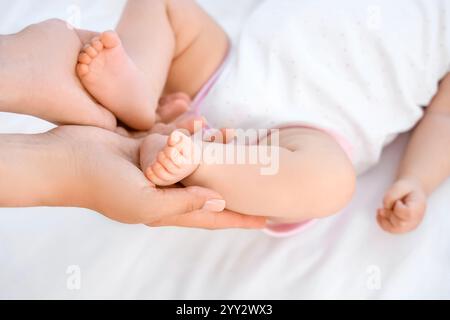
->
101;31;121;49
170;131;194;157
91;37;104;52
83;45;98;58
165;147;186;167
152;162;174;184
157;151;179;174
76;64;90;77
145;167;164;186
78;52;92;65
168;131;185;148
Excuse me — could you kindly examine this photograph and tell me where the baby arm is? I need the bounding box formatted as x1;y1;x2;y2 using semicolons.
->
379;73;450;234
142;128;356;221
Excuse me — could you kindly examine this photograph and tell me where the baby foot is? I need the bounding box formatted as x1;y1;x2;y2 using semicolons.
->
76;31;155;130
143;131;201;187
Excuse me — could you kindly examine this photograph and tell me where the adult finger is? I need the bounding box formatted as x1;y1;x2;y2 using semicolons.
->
55;97;117;131
149;186;227;219
148;209;267;230
76;29;100;45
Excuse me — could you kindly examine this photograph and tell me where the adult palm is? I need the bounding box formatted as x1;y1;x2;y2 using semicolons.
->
49;125;265;229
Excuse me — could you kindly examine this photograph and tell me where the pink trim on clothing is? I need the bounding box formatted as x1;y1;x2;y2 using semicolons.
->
273;124;354;160
263;124;353;237
264;220;318;238
191;50;354;238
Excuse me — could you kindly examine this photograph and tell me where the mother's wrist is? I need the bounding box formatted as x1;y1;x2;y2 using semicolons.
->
0;34;29;113
0;35;9;111
0;132;74;208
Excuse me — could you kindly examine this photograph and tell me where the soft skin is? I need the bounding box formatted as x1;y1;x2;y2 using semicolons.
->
378;73;450;234
78;0;450;232
0;19;117;130
0;125;266;230
0;19;265;230
78;0;357;224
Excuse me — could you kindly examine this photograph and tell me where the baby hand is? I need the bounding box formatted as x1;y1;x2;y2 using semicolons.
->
377;177;427;234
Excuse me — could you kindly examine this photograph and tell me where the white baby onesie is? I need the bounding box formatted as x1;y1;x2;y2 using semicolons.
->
199;0;450;174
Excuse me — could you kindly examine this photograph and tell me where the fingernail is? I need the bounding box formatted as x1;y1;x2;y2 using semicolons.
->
202;199;226;212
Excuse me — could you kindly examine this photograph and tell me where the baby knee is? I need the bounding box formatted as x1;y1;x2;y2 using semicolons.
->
284;166;356;221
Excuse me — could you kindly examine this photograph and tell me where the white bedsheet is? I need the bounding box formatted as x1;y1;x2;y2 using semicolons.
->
0;0;449;300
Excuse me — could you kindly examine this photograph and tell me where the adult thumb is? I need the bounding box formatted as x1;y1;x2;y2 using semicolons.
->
154;186;226;218
84;101;118;131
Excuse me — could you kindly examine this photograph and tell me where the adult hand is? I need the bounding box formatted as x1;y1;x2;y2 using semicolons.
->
0;19;117;129
0;125;265;229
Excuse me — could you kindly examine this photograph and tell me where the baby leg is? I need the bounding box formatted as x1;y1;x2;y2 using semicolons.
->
77;0;228;130
116;0;229;98
183;128;356;221
140;128;231;186
141;128;356;221
77;0;176;130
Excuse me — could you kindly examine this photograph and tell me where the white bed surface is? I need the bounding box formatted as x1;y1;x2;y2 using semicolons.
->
0;0;449;299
